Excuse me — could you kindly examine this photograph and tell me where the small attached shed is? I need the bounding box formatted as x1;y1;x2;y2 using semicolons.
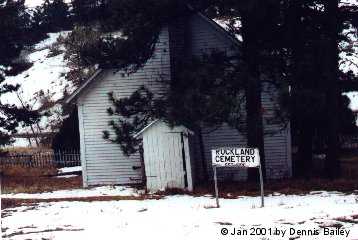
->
135;120;194;192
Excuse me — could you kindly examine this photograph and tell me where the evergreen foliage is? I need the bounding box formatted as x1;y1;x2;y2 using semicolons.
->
34;0;72;32
63;26;102;86
103;52;249;155
60;0;358;179
0;0;40;147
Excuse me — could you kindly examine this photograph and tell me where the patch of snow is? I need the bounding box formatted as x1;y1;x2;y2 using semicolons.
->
343;91;358;126
2;191;358;240
25;0;46;8
344;91;358;111
214;18;243;42
340;0;358;7
54;174;78;179
58;166;82;174
2;186;143;199
25;0;71;8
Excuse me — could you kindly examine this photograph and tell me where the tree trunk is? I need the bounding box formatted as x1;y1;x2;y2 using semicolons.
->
197;126;208;181
295;124;313;178
324;0;341;178
241;11;266;182
289;0;315;178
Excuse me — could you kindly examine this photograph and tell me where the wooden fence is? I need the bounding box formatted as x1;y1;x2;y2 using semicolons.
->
0;150;81;168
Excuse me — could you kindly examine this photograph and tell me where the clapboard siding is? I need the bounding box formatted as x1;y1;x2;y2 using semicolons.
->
76;13;292;187
188;14;291;180
78;28;171;186
261;83;291;179
189;14;247;180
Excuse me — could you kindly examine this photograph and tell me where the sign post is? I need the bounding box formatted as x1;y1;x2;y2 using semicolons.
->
211;147;264;208
258;162;264;208
213;166;219;208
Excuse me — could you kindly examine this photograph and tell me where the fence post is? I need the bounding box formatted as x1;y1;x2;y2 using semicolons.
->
59;149;63;167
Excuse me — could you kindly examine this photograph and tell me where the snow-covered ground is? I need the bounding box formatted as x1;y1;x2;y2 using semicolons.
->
2;191;358;240
2;186;143;199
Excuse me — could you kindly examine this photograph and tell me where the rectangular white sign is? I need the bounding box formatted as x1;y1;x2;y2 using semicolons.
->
211;147;260;168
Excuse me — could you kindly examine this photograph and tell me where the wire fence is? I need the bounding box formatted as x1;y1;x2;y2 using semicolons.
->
0;150;81;168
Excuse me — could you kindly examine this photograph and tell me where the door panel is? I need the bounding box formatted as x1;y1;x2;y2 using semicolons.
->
162;133;185;189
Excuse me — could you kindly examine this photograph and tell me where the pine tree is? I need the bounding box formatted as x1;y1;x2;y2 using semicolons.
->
323;0;344;179
103;52;246;156
64;0;357;180
40;0;72;32
0;0;39;147
71;1;289;181
71;0;107;25
240;1;267;181
286;0;357;179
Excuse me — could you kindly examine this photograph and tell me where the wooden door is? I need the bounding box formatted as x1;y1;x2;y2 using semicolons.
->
160;132;186;189
143;131;188;191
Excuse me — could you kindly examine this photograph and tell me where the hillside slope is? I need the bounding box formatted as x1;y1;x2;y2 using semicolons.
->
1;32;74;147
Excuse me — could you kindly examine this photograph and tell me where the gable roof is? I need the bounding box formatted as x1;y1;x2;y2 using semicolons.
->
65;69;103;104
196;13;241;48
65;12;241;105
133;120;161;138
134;119;194;138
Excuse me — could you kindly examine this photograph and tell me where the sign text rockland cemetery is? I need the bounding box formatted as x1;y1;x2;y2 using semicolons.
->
211;147;264;208
211;148;260;168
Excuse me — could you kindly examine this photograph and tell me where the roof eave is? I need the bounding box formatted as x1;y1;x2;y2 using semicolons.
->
65;69;104;105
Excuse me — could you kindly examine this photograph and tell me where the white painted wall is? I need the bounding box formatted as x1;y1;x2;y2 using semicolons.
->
77;28;170;186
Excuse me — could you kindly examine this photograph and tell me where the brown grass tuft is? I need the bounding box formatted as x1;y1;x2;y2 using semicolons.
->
1;165;57;177
1;175;82;194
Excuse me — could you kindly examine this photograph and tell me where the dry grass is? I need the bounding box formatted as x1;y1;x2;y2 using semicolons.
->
3;147;53;154
340;153;358;179
3;178;357;210
2;177;358;212
1;165;58;178
1;174;82;210
194;178;358;197
1;163;70;194
1;175;82;194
